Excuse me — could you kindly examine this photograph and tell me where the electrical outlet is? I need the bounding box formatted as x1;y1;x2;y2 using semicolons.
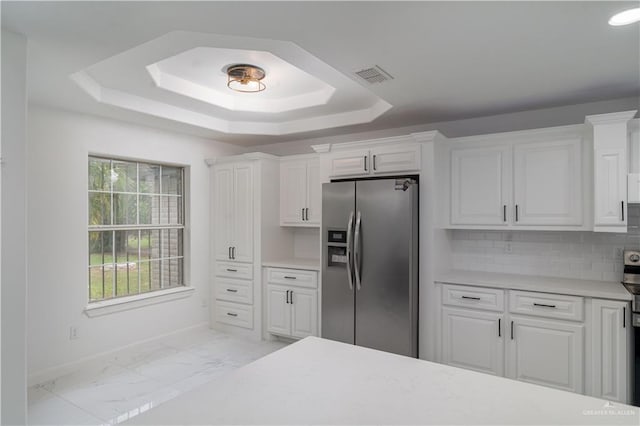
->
69;326;78;340
505;242;513;253
615;247;624;259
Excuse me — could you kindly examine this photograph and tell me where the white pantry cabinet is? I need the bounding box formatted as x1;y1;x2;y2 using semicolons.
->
437;282;631;402
447;135;584;229
213;162;253;262
591;299;630;403
265;268;318;339
586;111;637;233
280;157;320;226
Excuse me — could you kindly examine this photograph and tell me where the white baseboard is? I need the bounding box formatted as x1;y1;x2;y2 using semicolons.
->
27;322;209;387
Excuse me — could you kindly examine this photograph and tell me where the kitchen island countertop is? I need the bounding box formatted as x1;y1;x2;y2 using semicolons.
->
127;336;638;425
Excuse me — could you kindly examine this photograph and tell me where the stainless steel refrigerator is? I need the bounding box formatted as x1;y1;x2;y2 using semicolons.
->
321;178;418;357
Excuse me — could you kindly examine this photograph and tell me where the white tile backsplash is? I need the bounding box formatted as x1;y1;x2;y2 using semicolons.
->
451;229;640;281
293;228;320;260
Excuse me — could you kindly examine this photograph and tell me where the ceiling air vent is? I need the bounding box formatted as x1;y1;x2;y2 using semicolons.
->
354;65;394;84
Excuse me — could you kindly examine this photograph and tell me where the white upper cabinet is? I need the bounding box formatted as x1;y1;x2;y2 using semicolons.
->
451;146;511;225
213;162;253;262
328;144;421;178
445;130;586;230
587;111;637;233
370;144;421;174
280;157;320;227
512;139;582;226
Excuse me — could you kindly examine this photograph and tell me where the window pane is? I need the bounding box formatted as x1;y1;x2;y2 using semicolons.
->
112;160;137;193
139;261;151;293
161;258;182;288
104;267;114;299
115;230;139;264
89;266;104;301
168;229;182;258
113;194;137;225
89;193;111;226
139;163;160;194
161;166;182;195
139;195;152;224
89;158;111;191
115;264;129;297
149;260;162;291
89;231;113;266
160;196;182;225
149;229;162;260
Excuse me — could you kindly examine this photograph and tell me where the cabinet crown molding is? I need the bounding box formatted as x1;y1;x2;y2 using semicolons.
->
585;110;637;126
312;131;445;153
205;152;278;166
447;124;585;146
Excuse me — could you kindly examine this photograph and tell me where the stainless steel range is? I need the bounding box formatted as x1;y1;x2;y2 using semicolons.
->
622;250;640;320
622;250;640;406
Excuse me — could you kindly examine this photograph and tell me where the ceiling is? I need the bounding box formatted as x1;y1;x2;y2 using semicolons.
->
2;1;639;146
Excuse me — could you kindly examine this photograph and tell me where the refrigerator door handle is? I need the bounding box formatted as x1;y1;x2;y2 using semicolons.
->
346;211;355;291
354;211;362;291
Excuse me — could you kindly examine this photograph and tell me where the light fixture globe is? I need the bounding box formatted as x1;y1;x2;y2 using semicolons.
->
226;64;266;93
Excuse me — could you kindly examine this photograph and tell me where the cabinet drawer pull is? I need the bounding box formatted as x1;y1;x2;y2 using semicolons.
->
226;268;238;272
373;155;377;171
284;276;297;280
515;205;519;222
228;247;232;259
305;208;309;221
232;247;236;259
364;155;368;172
622;201;625;221
226;288;238;293
461;295;481;301
511;321;514;340
503;205;507;222
498;318;501;337
623;306;626;328
302;208;305;221
226;312;238;317
533;302;557;308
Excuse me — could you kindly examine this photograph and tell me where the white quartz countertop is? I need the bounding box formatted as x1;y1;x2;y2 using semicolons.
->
262;258;320;271
437;269;633;301
127;337;638;425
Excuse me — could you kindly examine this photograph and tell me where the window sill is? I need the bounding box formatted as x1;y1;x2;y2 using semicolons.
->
84;286;195;318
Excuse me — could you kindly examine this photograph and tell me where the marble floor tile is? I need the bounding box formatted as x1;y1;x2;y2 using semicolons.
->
28;386;105;426
28;329;289;425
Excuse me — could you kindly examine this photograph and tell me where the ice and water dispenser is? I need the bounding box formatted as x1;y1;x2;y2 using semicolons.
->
327;229;348;267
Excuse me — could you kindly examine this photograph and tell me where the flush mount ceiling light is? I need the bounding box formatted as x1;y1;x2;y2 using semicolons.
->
226;64;266;93
608;7;640;26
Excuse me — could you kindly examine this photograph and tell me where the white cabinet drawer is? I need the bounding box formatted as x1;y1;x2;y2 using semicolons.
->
508;290;584;321
215;300;253;329
442;284;505;312
215;278;253;305
216;261;253;280
266;268;318;289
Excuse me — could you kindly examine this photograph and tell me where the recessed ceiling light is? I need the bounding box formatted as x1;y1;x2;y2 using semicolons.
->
608;7;640;26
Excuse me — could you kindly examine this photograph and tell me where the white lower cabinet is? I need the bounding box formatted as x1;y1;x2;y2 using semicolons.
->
507;316;584;393
265;268;318;339
591;299;630;403
441;307;504;376
438;283;630;402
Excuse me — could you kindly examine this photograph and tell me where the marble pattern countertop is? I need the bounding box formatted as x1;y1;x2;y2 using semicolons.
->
127;337;638;425
436;269;632;301
262;258;321;271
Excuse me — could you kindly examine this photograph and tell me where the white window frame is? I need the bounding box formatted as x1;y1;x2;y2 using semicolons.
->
86;156;189;313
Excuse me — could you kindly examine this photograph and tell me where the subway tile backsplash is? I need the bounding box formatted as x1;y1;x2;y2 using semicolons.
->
451;205;640;282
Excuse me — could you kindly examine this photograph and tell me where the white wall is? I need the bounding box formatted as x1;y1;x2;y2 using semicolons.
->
26;106;244;378
1;29;28;425
256;97;640;156
292;228;319;260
